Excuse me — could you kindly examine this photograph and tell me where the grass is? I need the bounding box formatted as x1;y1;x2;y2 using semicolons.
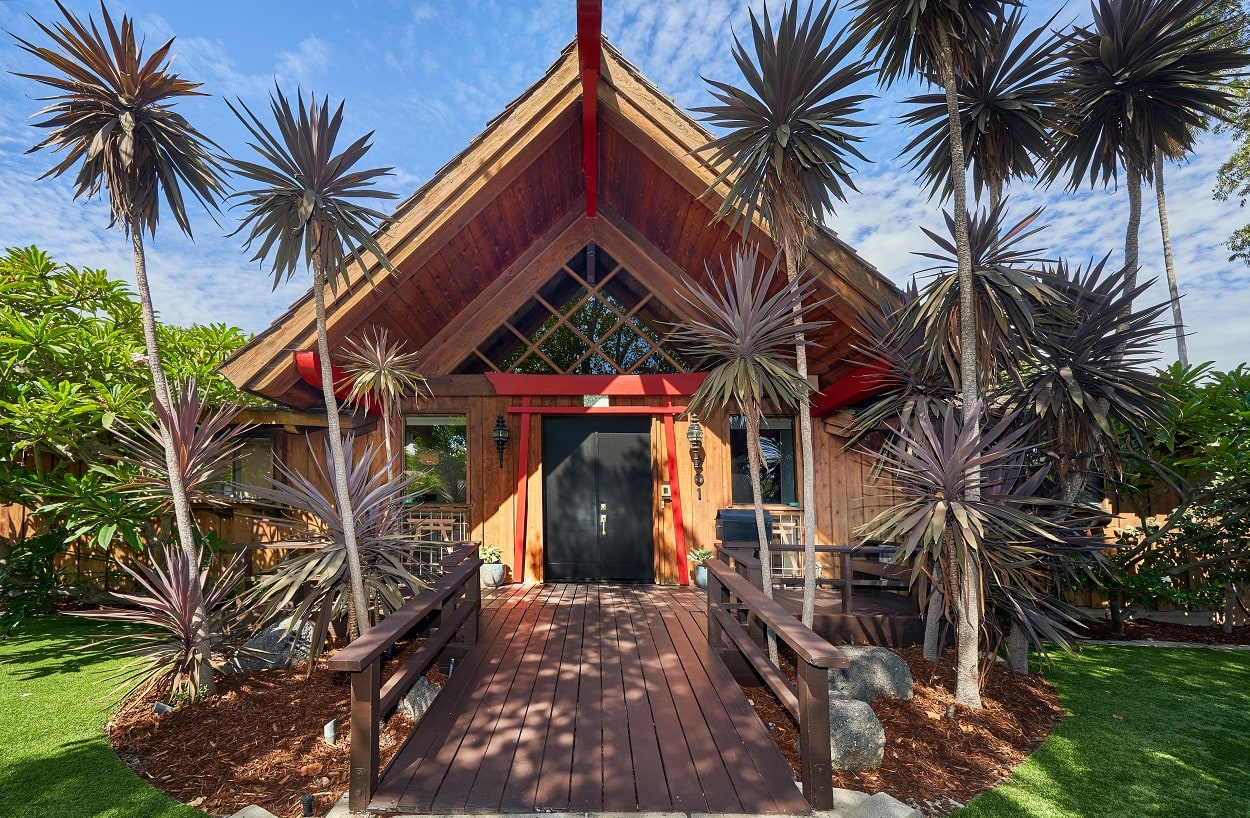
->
0;616;202;818
955;645;1250;818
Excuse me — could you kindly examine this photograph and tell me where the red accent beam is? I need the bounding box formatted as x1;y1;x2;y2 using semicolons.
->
293;350;381;416
505;405;684;416
577;0;601;217
512;397;532;583
486;372;706;397
810;362;890;417
664;404;690;585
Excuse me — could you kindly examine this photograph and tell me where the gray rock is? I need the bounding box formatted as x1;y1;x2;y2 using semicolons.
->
829;645;914;702
227;806;280;818
225;617;314;673
823;789;920;818
398;676;442;722
829;694;886;770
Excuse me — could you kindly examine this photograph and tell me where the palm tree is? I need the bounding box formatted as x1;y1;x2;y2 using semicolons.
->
899;8;1062;212
850;0;1005;709
1050;0;1248;327
339;326;429;481
13;1;226;696
227;87;397;636
12;2;226;567
672;246;826;660
694;0;874;629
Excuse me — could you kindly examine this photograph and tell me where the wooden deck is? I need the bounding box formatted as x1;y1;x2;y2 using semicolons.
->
370;584;811;815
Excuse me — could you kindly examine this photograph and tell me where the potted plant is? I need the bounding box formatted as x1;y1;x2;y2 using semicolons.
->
689;548;714;589
479;544;505;587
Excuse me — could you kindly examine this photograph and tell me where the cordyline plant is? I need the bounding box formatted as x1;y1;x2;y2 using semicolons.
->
66;543;244;706
114;378;253;511
226;86;397;636
339;326;428;481
672;245;826;660
694;0;873;629
861;403;1088;703
239;435;436;660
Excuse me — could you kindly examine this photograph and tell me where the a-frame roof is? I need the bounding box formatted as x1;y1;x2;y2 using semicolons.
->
221;38;899;410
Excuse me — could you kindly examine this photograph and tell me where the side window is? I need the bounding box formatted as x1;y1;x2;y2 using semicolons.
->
404;415;468;505
729;415;796;505
222;435;273;500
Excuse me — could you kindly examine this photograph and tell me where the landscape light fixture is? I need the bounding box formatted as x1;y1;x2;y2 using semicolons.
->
493;415;510;469
686;413;705;500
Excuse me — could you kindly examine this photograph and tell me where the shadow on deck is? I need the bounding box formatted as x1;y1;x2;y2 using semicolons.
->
370;584;811;815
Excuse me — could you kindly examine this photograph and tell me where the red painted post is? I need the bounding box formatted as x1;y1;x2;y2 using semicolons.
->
663;407;690;585
512;397;532;582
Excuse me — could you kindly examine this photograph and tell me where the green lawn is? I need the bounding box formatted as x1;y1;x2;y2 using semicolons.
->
0;616;201;818
956;645;1250;818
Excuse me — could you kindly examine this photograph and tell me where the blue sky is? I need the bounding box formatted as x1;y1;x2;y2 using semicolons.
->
2;0;1247;371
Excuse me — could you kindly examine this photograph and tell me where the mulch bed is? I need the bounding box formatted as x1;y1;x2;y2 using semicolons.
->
106;617;1248;818
1077;616;1250;645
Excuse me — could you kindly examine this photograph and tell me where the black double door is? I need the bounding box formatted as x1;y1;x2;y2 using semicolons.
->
542;417;654;582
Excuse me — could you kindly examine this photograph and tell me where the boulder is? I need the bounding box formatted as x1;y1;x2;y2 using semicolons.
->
227;806;280;818
828;788;921;818
225;617;314;673
828;693;885;770
829;645;913;703
399;676;442;722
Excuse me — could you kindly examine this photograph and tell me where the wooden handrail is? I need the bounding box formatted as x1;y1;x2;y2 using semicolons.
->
715;541;912;614
705;559;847;810
326;541;482;813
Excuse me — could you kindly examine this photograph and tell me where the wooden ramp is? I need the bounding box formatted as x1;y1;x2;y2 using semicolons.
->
370;584;811;815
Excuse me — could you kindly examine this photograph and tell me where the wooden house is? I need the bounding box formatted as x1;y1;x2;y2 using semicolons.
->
220;25;899;587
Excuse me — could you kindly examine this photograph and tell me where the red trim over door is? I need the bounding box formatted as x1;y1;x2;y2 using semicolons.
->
293;350;381;415
577;0;601;217
487;372;706;397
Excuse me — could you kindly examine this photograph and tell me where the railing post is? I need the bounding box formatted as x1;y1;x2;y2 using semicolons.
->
348;657;381;813
798;660;832;810
707;568;724;659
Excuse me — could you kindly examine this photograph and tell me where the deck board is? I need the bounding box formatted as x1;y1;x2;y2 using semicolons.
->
373;584;812;815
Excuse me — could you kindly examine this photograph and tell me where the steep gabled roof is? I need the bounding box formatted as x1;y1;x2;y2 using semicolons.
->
221;38;898;409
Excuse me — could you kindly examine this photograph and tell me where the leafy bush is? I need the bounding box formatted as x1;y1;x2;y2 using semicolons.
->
0;529;66;635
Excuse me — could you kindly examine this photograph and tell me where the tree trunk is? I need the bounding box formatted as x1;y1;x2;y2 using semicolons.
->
954;556;983;707
782;239;819;630
1155;148;1188;367
747;408;779;665
130;228;214;698
382;399;397;482
1109;586;1126;636
1124;159;1143;310
1005;622;1029;674
922;581;944;662
939;30;982;709
313;267;372;636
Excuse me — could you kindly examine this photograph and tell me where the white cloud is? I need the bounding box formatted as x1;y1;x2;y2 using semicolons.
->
277;36;332;85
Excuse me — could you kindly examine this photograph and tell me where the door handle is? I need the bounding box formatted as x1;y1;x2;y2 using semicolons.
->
600;513;607;536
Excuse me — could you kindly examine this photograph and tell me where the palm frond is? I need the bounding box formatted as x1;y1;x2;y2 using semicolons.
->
338;326;428;408
848;0;1009;85
11;0;226;237
693;0;875;240
225;86;397;291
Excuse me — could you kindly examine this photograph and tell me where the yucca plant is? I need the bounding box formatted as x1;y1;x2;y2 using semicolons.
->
694;0;874;628
240;435;435;659
114;378;252;510
673;246;826;662
13;0;226;562
226;87;397;636
900;7;1062;212
66;542;244;705
338;326;428;481
1049;0;1250;325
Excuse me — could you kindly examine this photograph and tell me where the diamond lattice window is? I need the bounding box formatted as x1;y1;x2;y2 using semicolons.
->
455;245;689;375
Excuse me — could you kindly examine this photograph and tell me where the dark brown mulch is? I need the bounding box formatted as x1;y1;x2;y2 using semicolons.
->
742;646;1064;816
107;617;1244;818
110;656;446;818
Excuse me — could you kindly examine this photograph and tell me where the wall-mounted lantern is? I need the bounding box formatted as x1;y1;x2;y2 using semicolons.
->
686;413;705;500
493;415;510;469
